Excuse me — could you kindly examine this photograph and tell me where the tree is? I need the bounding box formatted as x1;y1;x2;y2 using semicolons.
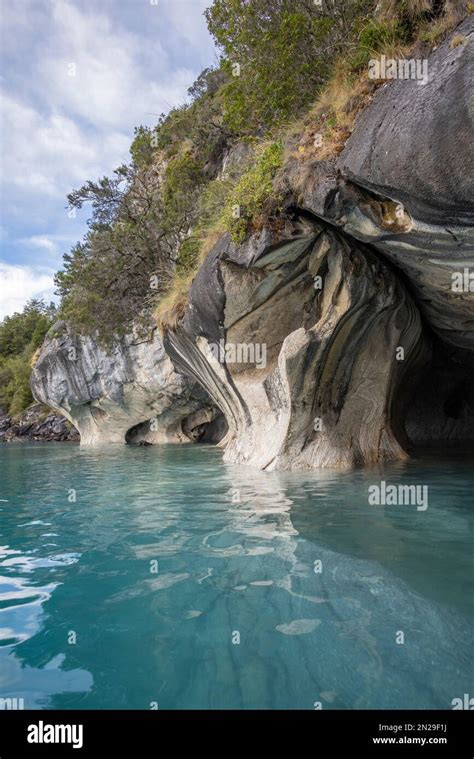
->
55;66;230;344
0;299;57;416
205;0;375;134
55;163;176;344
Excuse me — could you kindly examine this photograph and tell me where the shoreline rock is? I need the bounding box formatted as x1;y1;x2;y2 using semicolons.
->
165;222;425;470
164;22;474;470
30;321;223;446
0;403;79;443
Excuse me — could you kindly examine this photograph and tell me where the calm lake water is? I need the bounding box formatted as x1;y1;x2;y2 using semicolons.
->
0;443;472;710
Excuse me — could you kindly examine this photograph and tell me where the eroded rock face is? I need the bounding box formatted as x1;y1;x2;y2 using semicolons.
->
31;321;219;446
165;223;424;469
284;16;474;353
165;19;473;468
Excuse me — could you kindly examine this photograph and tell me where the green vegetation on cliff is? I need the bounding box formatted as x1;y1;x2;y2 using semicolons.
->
0;300;57;416
222;141;284;243
51;0;468;339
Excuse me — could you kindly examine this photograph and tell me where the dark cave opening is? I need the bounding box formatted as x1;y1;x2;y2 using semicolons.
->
125;411;228;446
403;341;474;452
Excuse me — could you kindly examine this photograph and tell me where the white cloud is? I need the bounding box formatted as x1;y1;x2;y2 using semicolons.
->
39;0;197;130
0;89;130;198
0;0;205;215
18;234;80;260
0;0;216;319
0;263;56;320
20;236;58;254
159;0;215;57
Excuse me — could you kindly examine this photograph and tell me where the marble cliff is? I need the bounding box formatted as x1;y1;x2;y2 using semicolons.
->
32;18;473;465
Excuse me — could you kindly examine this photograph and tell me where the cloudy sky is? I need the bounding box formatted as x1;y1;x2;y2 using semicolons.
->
0;0;217;319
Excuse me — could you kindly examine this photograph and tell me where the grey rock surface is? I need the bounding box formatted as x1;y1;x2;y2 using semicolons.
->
166;224;424;469
165;21;474;469
0;403;79;443
31;321;217;446
285;18;474;352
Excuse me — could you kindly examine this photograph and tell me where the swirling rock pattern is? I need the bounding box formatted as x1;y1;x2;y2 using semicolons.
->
165;222;424;469
165;20;474;468
31;321;218;446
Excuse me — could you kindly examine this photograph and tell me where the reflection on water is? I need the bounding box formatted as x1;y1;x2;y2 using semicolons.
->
0;443;472;709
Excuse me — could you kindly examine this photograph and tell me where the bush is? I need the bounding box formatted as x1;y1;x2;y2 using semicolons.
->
223;141;284;242
0;355;33;417
130;125;158;169
206;0;376;135
350;19;406;69
162;152;203;226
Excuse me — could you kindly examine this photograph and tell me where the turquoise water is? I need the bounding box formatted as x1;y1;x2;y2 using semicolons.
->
0;443;472;710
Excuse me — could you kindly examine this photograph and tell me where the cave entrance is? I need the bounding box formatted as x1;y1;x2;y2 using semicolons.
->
124;411;228;446
403;342;474;455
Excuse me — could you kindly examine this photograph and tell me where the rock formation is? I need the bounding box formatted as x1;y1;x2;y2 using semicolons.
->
29;18;473;465
0;403;79;443
287;15;474;354
165;221;424;469
164;18;474;469
31;321;221;446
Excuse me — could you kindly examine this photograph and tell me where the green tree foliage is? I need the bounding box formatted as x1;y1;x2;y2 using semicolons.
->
57;67;230;344
129;125;157;170
0;299;57;416
55;164;175;344
205;0;376;134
